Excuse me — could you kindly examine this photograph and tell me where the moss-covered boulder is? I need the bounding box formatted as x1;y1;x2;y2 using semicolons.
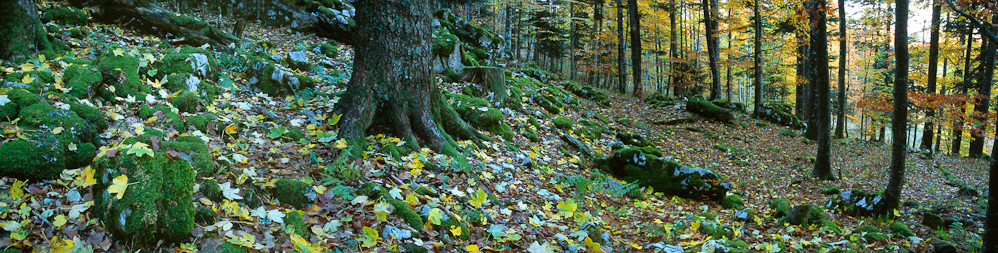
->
358;183;424;234
711;99;746;113
41;7;87;26
595;148;733;201
447;92;513;141
273;179;315;209
285;211;310;238
200;179;223;202
139;104;185;131
63;63;103;99
309;43;338;58
781;204;824;226
686;97;734;123
552;117;573;130
0;101;105;179
162;136;216;176
757;103;806;129
185;112;215;132
615;132;652;147
889;222;915;237
922;212;945;230
644;91;676;107
824;190;885;217
245;57;316;96
564;81;607;106
286;51;312;71
821;185;841;195
719;195;743;209
171;90;201;114
92;135;196;244
852;225;888;241
770;199;791;218
95;49;149;101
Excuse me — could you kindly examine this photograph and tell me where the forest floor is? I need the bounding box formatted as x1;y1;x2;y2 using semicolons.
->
0;3;991;253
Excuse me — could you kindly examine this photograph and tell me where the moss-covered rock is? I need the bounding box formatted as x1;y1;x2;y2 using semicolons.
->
889;222;914;237
615;132;652;147
309;43;338;58
595;148;733;201
200;179;223;202
448;92;513;141
825;190;885;217
41;7;87;26
286;51;312;71
732;208;755;221
245;57;316;96
92;135;196;244
358;183;424;233
216;242;247;253
171;90;201;114
552;117;573;130
719;195;743;209
757;103;806;129
781;204;824;226
644;91;676;107
711;99;746;113
285;211;310;239
532;94;563;114
139;104;185;131
195;207;217;224
95;49;148;101
686;97;734;123
273;179;314;209
63;63;103;99
564;81;607;106
852;225;888;241
922;212;945;230
770;199;791;218
0;101;105;179
821;185;841;195
185;112;216;132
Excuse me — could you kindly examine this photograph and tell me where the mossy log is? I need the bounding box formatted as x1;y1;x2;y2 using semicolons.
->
83;0;237;50
686;97;734;123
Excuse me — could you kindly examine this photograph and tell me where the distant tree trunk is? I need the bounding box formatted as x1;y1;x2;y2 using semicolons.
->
570;3;578;81
704;0;721;100
954;31;974;155
882;0;909;215
936;58;948;153
834;0;847;138
0;0;41;61
617;0;626;94
920;0;942;150
752;0;763;117
804;0;820;141
970;25;996;157
796;38;808;118
333;0;484;158
669;0;678;91
812;0;834;181
629;0;642;97
726;19;733;101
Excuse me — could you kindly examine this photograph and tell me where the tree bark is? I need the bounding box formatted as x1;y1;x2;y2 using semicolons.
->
812;0;834;181
751;0;763;117
669;0;678;92
954;30;975;155
920;0;942;150
629;0;642;97
0;0;42;61
882;0;909;215
617;0;627;94
804;0;820;141
970;22;996;157
704;0;721;100
333;0;483;159
834;0;847;138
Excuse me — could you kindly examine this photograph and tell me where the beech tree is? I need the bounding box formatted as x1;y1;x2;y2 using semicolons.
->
811;0;834;181
881;0;909;215
920;0;942;150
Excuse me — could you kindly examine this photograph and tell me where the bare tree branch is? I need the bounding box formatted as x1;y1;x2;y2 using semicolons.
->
945;0;998;44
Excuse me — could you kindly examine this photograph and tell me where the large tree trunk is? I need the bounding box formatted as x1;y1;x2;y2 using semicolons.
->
617;0;627;94
704;0;721;100
834;0;847;138
751;0;763;117
668;0;678;91
629;0;642;97
0;0;41;61
882;0;909;215
804;0;820;141
333;0;482;158
812;0;834;181
920;0;942;150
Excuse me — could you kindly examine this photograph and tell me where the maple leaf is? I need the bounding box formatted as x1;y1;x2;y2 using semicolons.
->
374;202;392;222
359;226;379;248
21;74;35;84
0;95;9;106
52;214;67;228
466;245;480;253
126;142;154;157
557;198;577;217
527;241;554;253
449;225;462;237
75;166;96;188
328;113;342;125
107;175;134;199
219;182;243;200
469;188;487;208
334;138;349;149
428;208;444;225
226;232;255;248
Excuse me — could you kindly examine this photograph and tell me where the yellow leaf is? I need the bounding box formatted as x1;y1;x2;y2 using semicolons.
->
466;244;480;253
127;142;154;157
21;63;34;72
52;127;64;134
147;78;162;88
894;209;901;217
690;219;701;232
584;237;605;253
107;175;131;199
224;124;238;135
449;225;462;237
405;193;419;207
145;116;159;124
314;185;326;194
52;214;67;228
469;188;487;208
49;236;74;253
334;139;349;149
113;48;124;57
21;74;34;84
328;113;342;125
75;166;96;188
134;125;145;135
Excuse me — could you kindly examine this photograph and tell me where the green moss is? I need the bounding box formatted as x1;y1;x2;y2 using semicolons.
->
216;243;247;253
441;68;460;83
432;30;459;57
285;211;310;238
534;95;563;114
686;97;734;123
195;207;217;224
139;104;185;132
852;225;888;241
719;195;743;209
185;112;216;132
64;63;103;100
358;183;424;233
770;199;791;218
92;142;195;243
285;128;305;141
41;7;87;25
273;179;314;209
448;93;513;141
310;43;339;58
889;222;914;237
171;90;200;113
552;117;573;130
780;205;824;226
96;49;148;101
758;103;806;129
821;185;841;195
200;179;223;202
437;212;470;240
245;59;316;97
0;139;65;179
700;223;734;239
526;128;539;142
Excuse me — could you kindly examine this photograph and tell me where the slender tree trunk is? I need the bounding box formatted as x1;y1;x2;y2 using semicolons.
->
669;0;678;91
616;0;627;94
804;0;820;140
752;0;763;117
812;0;834;180
834;0;847;138
629;0;642;96
882;0;909;215
726;20;733;101
704;0;721;100
936;58;948;153
971;24;996;157
954;31;974;155
920;0;942;150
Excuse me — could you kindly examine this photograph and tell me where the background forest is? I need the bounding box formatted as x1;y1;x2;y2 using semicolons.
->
0;0;996;252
